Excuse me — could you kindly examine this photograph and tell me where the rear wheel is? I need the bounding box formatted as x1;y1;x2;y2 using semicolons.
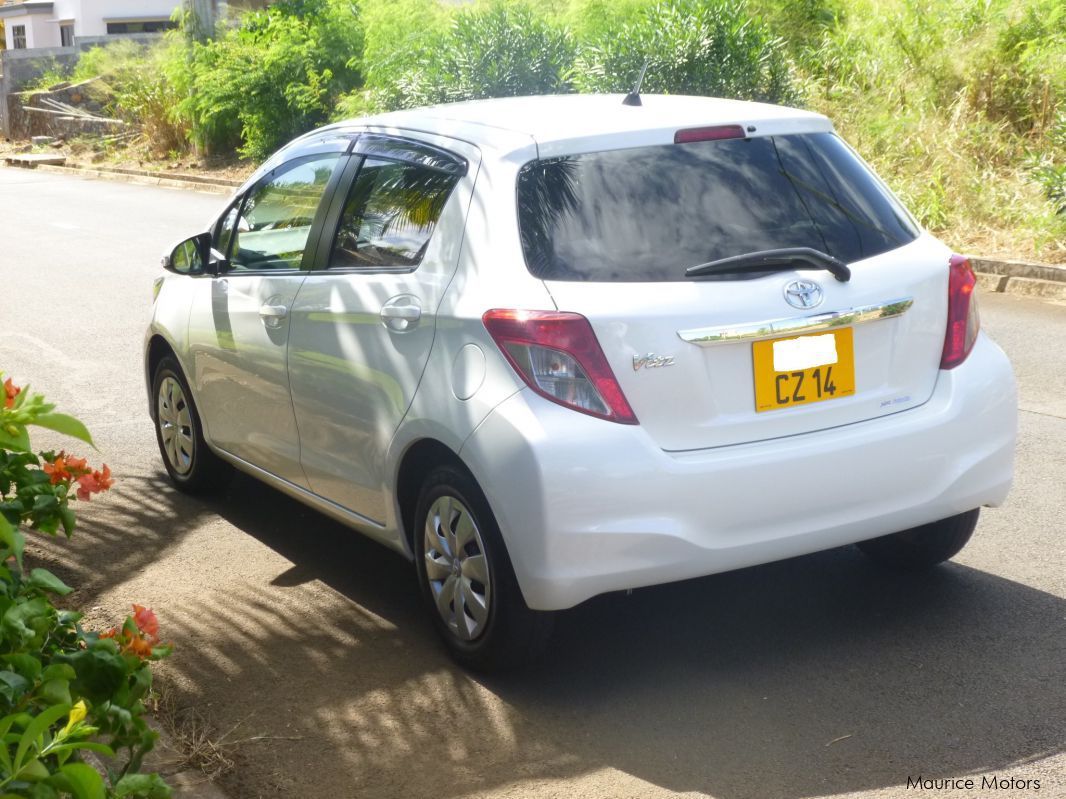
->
414;464;553;671
152;356;231;494
857;509;979;569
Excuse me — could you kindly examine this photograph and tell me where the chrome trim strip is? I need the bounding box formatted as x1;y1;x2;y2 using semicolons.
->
677;297;914;346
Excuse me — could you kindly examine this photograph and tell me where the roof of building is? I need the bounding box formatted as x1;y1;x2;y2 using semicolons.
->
0;2;54;18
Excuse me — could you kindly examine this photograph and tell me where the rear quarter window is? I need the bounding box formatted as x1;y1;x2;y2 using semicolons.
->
516;132;919;282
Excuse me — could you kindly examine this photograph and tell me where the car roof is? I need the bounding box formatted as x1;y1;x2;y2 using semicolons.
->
328;94;833;158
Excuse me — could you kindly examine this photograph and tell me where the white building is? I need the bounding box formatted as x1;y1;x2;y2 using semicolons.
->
1;1;183;50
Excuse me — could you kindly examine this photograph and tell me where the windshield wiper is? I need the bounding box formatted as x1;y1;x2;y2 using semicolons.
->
685;247;851;282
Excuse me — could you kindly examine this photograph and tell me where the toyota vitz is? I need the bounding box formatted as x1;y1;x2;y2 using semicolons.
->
146;94;1017;669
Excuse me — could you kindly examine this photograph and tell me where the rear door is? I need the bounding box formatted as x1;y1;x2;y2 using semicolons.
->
519;131;949;451
287;133;478;523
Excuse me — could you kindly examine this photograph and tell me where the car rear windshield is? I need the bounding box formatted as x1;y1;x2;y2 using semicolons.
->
516;132;919;282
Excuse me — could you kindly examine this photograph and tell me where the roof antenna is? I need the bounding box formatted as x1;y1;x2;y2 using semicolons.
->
622;59;650;106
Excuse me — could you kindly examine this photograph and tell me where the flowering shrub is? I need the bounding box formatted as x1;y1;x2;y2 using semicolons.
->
0;373;172;798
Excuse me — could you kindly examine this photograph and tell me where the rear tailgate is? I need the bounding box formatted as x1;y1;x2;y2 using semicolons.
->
544;236;949;451
518;127;948;451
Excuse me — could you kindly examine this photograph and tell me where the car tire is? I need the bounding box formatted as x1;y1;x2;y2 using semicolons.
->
413;464;554;671
151;356;231;494
857;509;980;569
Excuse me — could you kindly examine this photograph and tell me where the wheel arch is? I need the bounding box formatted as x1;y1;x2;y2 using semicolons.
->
145;334;180;421
394;438;481;556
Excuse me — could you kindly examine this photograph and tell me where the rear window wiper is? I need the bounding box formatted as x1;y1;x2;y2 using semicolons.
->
685;247;852;282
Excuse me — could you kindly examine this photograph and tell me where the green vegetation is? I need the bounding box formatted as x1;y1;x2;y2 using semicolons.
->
761;0;1066;258
178;0;363;159
569;0;795;103
28;0;1066;260
0;373;172;798
341;1;573;114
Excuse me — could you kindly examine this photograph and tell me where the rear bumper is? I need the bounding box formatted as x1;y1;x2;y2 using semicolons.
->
459;333;1016;610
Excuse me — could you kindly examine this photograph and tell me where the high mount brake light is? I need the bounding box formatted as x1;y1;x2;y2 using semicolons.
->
940;254;980;370
674;125;747;144
482;310;638;424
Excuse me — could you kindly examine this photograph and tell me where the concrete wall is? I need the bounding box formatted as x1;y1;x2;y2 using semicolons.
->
0;45;79;135
6;78;118;139
0;33;164;136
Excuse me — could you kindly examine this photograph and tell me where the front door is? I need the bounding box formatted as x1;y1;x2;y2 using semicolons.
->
188;153;343;486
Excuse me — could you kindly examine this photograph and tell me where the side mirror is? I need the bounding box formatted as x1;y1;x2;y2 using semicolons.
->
162;233;212;276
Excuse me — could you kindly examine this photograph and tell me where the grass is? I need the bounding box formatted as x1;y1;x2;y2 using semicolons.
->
775;0;1066;261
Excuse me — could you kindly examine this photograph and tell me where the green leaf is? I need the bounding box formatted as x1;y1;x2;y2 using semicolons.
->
19;757;50;781
38;678;71;707
47;741;114;758
29;414;94;448
14;703;69;773
27;569;72;597
47;763;105;799
40;665;75;682
0;426;31;454
113;773;172;799
126;665;152;705
56;610;82;627
0;714;15;773
147;643;173;660
25;783;59;799
58;506;76;537
0;671;29;705
6;655;43;683
66;648;126;705
0;515;24;570
2;598;53;649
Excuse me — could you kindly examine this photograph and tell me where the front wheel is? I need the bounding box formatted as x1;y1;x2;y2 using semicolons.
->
152;356;231;494
857;509;980;569
413;464;553;671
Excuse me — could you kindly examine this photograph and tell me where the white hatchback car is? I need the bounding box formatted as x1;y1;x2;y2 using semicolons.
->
147;94;1016;669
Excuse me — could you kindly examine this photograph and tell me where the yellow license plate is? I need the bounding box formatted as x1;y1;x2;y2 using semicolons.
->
752;328;855;412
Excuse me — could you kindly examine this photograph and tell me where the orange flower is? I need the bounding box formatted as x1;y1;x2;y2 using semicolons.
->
43;452;92;486
75;465;113;501
132;604;159;642
3;378;20;409
65;454;88;472
99;627;118;639
125;637;155;659
43;453;73;485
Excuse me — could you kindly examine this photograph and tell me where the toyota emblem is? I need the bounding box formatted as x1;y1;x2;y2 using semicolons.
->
783;279;824;310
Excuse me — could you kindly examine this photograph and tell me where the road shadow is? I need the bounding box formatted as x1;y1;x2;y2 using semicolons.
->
26;471;216;608
145;471;1066;799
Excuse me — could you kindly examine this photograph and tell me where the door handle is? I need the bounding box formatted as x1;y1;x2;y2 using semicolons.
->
259;303;289;328
380;297;422;332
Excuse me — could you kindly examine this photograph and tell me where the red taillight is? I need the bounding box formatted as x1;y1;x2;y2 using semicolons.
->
482;310;638;424
674;125;746;144
940;254;980;370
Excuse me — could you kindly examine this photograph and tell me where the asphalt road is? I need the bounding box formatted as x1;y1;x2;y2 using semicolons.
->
1;167;1064;799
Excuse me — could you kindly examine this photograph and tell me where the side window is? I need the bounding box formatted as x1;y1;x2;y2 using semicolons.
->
330;158;459;269
229;155;340;272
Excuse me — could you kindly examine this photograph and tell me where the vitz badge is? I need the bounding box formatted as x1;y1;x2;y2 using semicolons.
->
633;353;675;371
